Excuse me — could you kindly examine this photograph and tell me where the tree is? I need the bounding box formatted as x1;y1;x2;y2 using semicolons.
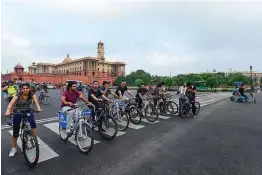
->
206;77;218;89
229;74;248;85
134;79;144;87
114;76;125;86
165;78;174;87
190;75;204;83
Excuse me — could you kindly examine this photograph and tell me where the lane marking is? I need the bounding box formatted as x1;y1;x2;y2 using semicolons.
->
44;122;101;145
93;127;126;137
8;130;59;162
141;118;160;124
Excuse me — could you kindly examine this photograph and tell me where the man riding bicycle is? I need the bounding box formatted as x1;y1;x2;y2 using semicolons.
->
136;84;151;109
185;83;196;116
88;81;111;124
61;81;92;133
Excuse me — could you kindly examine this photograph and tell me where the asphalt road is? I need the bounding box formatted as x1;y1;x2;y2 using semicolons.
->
2;90;262;175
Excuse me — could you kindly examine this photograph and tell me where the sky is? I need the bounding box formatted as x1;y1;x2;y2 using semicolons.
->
1;0;262;76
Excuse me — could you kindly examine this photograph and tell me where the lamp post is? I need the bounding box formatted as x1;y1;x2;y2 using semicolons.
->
254;74;257;85
250;66;252;85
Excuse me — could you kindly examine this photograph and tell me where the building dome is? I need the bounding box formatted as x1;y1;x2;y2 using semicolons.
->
63;54;72;63
14;63;24;69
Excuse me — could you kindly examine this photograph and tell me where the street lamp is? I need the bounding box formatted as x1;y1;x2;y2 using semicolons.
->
254;74;257;85
250;66;252;85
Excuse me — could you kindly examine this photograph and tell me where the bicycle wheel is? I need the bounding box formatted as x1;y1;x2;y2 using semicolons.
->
38;95;43;103
75;123;94;154
164;102;174;116
113;111;129;131
59;124;69;141
128;106;142;125
144;103;158;122
179;103;190;118
195;102;200;115
42;96;52;105
22;131;39;168
170;101;178;115
98;115;118;140
253;97;256;103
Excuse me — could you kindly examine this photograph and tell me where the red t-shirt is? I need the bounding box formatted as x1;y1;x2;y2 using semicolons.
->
61;90;81;108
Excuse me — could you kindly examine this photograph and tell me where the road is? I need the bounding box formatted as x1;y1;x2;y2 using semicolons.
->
2;90;262;175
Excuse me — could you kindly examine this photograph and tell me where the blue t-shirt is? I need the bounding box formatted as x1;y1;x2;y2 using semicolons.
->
99;87;111;97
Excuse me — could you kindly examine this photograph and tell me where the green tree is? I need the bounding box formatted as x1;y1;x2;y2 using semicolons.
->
190;75;204;83
229;74;248;85
114;76;125;86
134;79;144;87
165;78;174;87
206;77;218;89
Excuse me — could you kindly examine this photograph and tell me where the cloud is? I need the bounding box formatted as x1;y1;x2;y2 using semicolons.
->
4;0;147;19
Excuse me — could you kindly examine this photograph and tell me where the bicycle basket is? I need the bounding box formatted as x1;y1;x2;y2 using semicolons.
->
118;101;126;108
58;112;67;129
81;109;92;118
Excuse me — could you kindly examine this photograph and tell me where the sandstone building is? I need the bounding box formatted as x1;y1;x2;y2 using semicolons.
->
2;41;125;85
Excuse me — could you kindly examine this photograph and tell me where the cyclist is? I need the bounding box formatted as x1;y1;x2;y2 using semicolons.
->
239;84;248;102
88;81;111;123
178;83;187;106
115;80;134;99
136;84;151;109
185;82;196;116
61;81;92;133
2;80;19;103
99;81;118;98
4;83;43;157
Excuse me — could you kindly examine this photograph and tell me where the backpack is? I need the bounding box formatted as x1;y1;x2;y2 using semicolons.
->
7;85;17;97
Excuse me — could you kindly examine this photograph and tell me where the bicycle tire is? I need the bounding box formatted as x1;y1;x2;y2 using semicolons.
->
59;124;69;141
38;95;43;103
179;103;190;118
42;96;52;105
98;115;118;140
113;112;129;131
195;102;200;115
75;123;94;154
144;103;158;122
163;102;174;116
170;101;178;115
128;106;142;125
22;132;39;168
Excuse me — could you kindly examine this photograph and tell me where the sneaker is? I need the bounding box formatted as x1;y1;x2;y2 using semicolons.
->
9;147;17;157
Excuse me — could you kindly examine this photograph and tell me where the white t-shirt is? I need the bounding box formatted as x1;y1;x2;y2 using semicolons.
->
179;86;187;95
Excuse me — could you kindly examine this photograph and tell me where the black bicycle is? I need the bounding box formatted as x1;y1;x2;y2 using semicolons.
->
249;92;256;103
38;92;52;105
179;96;200;118
10;109;42;168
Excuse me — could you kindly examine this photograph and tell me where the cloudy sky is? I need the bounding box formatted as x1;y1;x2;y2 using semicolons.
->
2;0;262;76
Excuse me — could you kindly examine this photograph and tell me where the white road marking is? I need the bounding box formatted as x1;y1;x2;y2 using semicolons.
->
8;130;59;162
44;122;100;145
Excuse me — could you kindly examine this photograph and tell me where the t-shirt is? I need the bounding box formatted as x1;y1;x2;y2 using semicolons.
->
115;86;128;96
239;87;244;95
88;88;103;104
136;88;147;98
99;87;111;97
14;92;33;112
61;90;81;108
186;86;196;98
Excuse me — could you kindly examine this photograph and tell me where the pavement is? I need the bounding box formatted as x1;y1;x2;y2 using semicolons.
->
1;90;262;175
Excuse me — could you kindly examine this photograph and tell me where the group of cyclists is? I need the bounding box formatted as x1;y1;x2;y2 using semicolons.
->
2;78;199;159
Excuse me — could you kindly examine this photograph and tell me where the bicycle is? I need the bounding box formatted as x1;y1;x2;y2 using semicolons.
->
122;98;142;125
155;96;174;116
109;99;130;131
38;92;52;105
88;101;118;140
9;108;42;168
58;103;94;154
138;97;159;123
179;96;200;118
